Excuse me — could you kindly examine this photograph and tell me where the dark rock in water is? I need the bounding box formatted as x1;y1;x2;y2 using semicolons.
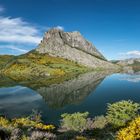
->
36;28;119;69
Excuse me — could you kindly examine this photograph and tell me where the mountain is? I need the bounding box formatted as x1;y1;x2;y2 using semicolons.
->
0;28;119;83
36;28;119;69
116;58;140;73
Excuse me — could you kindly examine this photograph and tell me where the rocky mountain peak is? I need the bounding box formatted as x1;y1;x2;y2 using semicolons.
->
36;28;118;69
37;28;105;60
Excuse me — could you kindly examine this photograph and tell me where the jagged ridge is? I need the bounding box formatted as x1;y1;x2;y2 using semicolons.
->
36;28;119;69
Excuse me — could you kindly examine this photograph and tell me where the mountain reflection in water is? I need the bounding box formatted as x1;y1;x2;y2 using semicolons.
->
0;71;140;124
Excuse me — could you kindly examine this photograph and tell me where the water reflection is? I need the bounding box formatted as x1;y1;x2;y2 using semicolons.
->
0;86;42;118
119;73;140;83
37;71;111;108
0;71;111;109
0;70;140;124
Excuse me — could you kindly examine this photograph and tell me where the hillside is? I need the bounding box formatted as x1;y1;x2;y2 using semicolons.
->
1;51;89;82
0;55;14;70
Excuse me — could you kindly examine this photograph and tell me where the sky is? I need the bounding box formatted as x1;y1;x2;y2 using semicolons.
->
0;0;140;60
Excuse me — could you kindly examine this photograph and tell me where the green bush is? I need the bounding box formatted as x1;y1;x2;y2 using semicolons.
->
92;115;108;129
106;100;140;127
60;112;89;132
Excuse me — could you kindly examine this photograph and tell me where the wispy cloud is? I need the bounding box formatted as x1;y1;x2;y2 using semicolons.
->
0;17;42;44
0;12;43;54
118;50;140;59
47;25;64;31
0;5;64;55
55;26;64;30
0;45;29;53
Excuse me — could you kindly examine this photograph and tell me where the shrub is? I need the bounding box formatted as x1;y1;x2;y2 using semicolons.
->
0;116;55;139
34;123;55;130
12;117;36;128
106;100;140;127
12;117;55;131
116;116;140;140
85;118;94;130
21;135;29;140
30;131;56;140
10;128;23;140
60;112;89;132
0;117;10;129
92;115;108;129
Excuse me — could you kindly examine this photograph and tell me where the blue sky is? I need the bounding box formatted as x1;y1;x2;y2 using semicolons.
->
0;0;140;60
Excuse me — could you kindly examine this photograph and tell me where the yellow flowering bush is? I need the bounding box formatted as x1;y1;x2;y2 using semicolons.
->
12;117;55;131
0;117;10;128
12;117;36;127
35;123;55;130
117;116;140;140
0;116;55;139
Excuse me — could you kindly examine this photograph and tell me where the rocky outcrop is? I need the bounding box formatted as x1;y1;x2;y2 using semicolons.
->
36;28;119;69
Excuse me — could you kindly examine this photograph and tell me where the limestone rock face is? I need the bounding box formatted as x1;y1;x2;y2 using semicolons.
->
36;28;119;69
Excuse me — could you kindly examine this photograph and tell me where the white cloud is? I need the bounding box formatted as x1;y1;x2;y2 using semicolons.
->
47;25;64;31
0;7;64;55
55;26;64;30
0;17;42;44
118;50;140;59
126;50;140;56
0;45;29;53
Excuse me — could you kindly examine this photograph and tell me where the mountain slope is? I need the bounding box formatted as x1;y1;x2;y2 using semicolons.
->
36;28;119;69
1;51;90;81
0;55;14;70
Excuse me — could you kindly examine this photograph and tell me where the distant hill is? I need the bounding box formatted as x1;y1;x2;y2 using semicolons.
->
116;58;140;73
117;58;140;66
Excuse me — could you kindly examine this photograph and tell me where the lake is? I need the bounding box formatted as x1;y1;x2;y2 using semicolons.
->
0;71;140;125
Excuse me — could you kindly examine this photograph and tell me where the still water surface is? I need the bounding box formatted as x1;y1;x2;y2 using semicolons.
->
0;72;140;124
